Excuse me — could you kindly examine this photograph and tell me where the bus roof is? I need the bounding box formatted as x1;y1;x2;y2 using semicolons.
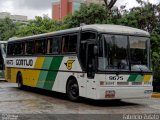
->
83;24;150;36
8;24;150;42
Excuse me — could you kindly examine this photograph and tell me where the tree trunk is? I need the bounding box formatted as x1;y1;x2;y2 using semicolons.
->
103;0;117;10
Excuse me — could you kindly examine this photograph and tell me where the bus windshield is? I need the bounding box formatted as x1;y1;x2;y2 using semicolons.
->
98;34;150;72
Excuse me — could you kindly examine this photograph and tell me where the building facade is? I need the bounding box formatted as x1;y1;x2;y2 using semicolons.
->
0;12;28;23
52;0;104;21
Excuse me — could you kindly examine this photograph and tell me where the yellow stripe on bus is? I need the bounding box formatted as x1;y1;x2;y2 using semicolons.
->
143;75;152;82
28;57;45;87
34;57;45;69
22;69;40;87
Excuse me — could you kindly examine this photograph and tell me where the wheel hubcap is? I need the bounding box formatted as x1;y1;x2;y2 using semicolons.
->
70;84;78;97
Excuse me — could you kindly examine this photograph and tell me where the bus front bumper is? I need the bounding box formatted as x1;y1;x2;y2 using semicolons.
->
97;86;153;100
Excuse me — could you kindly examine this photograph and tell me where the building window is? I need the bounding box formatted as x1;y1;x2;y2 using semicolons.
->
72;2;81;12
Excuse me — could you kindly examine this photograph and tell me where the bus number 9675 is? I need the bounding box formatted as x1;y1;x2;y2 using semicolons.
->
109;76;124;80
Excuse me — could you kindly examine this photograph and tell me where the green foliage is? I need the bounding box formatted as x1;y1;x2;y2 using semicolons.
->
150;33;160;79
63;4;109;28
0;17;17;41
116;1;159;33
16;16;63;37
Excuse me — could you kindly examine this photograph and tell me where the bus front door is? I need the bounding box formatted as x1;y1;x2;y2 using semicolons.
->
86;43;97;99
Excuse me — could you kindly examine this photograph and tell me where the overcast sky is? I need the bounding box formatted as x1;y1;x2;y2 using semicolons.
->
0;0;159;20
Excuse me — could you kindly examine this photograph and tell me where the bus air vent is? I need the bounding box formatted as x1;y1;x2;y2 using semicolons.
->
132;82;142;85
117;82;129;85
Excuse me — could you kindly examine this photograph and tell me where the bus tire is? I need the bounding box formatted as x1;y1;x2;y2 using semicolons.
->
66;78;79;101
17;72;23;89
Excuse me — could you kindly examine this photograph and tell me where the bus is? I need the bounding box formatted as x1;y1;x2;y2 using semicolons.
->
0;41;7;80
6;24;153;101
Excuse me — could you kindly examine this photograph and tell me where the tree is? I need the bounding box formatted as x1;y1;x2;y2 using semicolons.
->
0;17;17;41
116;0;159;33
63;4;109;28
103;0;117;10
16;16;63;37
151;33;160;90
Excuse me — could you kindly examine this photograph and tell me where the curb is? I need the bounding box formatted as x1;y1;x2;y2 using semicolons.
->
152;93;160;98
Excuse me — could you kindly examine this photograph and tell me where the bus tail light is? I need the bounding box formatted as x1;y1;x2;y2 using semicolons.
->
105;90;115;98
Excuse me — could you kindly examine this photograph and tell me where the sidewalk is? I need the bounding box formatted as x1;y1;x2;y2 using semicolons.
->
152;93;160;98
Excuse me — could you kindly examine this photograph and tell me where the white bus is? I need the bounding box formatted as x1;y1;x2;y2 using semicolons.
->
0;41;7;80
6;24;153;101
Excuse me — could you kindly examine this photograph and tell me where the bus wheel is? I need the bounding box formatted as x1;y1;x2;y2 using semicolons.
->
66;79;79;101
17;73;23;89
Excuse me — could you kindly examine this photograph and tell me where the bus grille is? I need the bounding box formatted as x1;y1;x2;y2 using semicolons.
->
117;82;129;85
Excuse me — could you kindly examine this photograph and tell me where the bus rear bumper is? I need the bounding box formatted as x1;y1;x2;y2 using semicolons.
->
97;86;153;100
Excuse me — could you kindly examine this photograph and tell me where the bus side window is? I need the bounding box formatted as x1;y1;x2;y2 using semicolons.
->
69;34;77;52
7;43;15;56
48;37;60;54
15;42;25;55
62;36;69;53
61;34;77;54
26;41;34;55
35;40;45;55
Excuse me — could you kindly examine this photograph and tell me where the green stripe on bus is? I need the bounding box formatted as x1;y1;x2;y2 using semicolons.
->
36;57;53;88
37;71;48;88
135;75;144;82
43;56;63;90
42;57;53;69
43;71;57;90
127;74;138;82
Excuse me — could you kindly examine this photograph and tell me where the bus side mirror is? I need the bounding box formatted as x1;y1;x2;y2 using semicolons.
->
94;46;98;56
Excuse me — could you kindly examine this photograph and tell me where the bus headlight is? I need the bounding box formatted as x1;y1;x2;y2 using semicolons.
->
144;90;153;94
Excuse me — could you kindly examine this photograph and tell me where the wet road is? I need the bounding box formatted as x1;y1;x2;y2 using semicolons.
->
0;82;159;114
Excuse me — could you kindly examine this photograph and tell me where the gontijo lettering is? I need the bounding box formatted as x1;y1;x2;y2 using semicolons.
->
16;59;33;66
